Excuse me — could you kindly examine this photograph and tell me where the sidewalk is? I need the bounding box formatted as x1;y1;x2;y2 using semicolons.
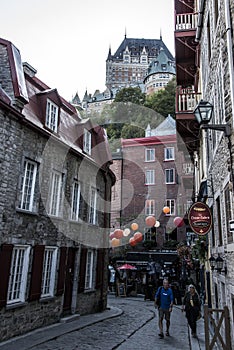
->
0;306;123;350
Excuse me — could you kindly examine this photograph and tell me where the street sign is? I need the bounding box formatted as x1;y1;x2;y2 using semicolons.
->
188;202;212;235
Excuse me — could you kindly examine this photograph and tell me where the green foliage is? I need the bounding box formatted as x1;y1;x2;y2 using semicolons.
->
144;77;176;117
191;237;207;263
114;87;146;105
121;124;145;139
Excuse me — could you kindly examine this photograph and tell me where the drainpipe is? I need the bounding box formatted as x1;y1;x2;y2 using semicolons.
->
224;0;234;130
195;0;205;42
224;0;234;184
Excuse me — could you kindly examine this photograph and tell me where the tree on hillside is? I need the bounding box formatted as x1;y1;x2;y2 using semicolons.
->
114;87;146;105
144;77;176;117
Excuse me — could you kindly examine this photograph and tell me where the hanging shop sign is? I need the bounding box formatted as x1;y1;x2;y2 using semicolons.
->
188;201;212;235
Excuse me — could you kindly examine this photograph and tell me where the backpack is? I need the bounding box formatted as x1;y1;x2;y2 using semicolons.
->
156;286;162;306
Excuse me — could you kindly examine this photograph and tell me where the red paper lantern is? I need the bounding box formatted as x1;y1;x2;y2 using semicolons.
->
145;215;156;227
134;231;143;243
163;206;170;214
174;216;184;227
129;237;137;246
131;222;139;231
111;238;120;247
114;229;124;239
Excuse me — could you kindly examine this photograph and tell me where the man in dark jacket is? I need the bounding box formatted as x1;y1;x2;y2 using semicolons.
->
182;284;201;338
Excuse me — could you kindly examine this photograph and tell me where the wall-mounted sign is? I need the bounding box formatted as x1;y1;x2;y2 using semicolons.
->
188;202;212;235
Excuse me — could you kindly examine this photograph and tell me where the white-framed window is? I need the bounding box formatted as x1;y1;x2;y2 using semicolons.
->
19;159;37;211
145;148;155;162
145;170;155;185
71;180;81;221
46;99;59;132
164;147;175;161
49;170;63;216
145;199;155;215
41;247;58;298
83;128;92;155
166;199;175;215
89;187;98;225
85;250;94;290
7;245;30;304
165;168;175;184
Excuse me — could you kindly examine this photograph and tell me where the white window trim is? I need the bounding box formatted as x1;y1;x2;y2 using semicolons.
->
85;250;94;290
71;180;81;221
145;148;155;162
145;199;155;216
164;147;175;161
7;245;31;304
145;170;155;185
89;187;98;225
20;159;37;211
165;168;175;184
41;247;58;298
49;170;63;217
166;199;176;216
83;128;91;155
46;99;58;132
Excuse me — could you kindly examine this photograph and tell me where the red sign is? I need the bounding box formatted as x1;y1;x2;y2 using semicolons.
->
188;202;212;235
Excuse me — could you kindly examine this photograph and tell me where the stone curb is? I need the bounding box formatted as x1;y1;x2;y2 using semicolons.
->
0;306;123;350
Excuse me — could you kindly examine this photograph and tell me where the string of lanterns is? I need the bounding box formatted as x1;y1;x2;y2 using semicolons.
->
110;206;185;248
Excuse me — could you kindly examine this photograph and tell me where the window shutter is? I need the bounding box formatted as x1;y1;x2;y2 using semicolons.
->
78;247;87;293
29;245;45;301
0;244;13;308
56;247;67;296
96;249;104;289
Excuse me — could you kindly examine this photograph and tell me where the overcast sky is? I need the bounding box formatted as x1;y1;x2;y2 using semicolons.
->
1;0;175;102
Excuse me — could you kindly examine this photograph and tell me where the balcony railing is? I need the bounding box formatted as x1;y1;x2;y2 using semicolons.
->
176;87;201;113
175;12;198;30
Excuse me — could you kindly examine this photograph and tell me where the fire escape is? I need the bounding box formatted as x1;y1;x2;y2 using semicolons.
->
174;0;201;158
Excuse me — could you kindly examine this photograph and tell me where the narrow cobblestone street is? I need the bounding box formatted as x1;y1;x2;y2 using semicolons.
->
0;294;206;350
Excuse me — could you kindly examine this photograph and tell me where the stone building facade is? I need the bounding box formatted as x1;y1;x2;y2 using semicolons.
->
194;1;234;345
0;38;115;341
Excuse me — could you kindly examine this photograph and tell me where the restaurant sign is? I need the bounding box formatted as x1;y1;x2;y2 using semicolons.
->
188;202;212;235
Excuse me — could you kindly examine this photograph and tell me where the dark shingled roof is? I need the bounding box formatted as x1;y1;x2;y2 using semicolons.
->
109;37;174;61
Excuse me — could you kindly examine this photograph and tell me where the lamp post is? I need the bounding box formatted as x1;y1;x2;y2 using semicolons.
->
194;99;233;184
194;99;231;137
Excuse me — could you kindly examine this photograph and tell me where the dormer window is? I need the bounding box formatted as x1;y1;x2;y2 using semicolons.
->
83;128;91;155
46;99;58;132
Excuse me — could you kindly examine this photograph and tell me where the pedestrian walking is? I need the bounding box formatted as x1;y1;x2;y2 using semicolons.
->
154;279;174;338
182;284;201;338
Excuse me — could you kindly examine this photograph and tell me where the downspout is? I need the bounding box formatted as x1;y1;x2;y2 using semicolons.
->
224;0;234;186
195;0;206;42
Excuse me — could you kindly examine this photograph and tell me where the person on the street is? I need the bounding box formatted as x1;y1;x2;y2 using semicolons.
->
154;278;174;338
182;284;201;338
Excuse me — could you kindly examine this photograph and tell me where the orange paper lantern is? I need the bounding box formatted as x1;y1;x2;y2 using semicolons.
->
111;238;120;247
131;222;139;231
134;231;143;243
163;206;170;214
145;215;156;227
129;237;137;246
114;229;124;239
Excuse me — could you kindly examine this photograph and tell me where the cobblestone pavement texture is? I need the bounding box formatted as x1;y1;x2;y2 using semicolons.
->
0;294;206;350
